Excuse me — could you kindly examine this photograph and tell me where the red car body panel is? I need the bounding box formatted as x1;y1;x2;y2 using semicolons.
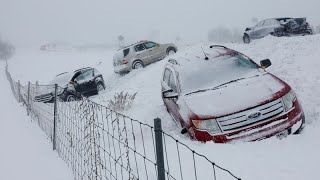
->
162;47;305;143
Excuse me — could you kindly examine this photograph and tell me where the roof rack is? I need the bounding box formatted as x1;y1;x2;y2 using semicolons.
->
117;40;149;51
209;45;229;49
74;67;92;72
56;72;69;77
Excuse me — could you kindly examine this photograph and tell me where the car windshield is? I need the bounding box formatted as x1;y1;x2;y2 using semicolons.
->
180;53;260;95
50;72;73;87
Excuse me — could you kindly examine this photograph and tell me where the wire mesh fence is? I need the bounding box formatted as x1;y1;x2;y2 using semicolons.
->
5;63;242;180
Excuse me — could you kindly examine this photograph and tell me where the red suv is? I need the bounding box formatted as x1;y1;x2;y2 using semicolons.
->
161;45;305;143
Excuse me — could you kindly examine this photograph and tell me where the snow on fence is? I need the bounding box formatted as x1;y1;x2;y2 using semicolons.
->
5;63;241;180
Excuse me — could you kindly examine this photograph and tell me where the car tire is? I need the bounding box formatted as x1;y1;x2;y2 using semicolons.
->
132;60;144;69
166;47;177;55
243;34;250;44
66;94;76;102
96;82;105;93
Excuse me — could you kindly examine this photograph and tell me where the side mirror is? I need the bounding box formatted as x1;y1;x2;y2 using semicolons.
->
260;59;272;69
162;89;178;99
181;128;188;134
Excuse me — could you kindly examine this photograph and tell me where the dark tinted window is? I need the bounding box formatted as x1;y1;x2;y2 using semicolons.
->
163;68;170;84
144;42;157;49
123;48;130;57
135;44;146;52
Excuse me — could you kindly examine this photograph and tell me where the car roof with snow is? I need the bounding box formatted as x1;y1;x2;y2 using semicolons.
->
117;40;149;51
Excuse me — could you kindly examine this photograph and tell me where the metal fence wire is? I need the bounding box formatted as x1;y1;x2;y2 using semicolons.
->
5;63;242;180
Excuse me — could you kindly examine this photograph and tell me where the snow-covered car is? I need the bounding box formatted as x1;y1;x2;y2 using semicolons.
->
161;45;305;143
113;40;177;74
34;67;105;102
243;17;313;43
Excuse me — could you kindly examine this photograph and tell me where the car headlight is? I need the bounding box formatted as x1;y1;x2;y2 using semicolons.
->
192;119;222;134
282;90;296;111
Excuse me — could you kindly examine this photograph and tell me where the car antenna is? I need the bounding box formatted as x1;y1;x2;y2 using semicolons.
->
95;61;102;67
201;47;209;60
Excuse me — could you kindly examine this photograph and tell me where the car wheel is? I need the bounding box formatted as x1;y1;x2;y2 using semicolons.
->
243;34;250;44
66;95;76;102
133;61;144;69
97;82;105;93
166;47;176;55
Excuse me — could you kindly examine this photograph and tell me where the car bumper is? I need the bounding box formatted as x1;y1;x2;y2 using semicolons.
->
114;64;131;74
191;99;305;143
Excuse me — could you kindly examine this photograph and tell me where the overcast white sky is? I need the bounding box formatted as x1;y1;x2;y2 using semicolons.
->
1;0;319;47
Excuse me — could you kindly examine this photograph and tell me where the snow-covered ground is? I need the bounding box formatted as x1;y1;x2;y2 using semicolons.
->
0;61;73;180
6;35;320;180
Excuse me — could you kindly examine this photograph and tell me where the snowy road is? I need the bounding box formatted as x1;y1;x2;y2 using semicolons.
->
0;61;72;180
6;35;320;180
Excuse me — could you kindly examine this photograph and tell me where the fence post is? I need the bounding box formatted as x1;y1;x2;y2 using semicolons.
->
18;80;21;103
154;118;166;180
27;81;31;115
53;84;58;150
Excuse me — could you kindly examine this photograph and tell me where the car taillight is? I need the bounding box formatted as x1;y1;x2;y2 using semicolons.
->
122;59;128;64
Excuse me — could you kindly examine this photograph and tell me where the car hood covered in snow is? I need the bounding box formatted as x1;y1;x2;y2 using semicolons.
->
182;73;287;118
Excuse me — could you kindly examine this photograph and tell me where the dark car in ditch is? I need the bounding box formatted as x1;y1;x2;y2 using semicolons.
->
34;67;105;103
243;17;313;43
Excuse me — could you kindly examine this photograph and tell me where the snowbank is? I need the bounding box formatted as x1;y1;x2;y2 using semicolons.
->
6;34;320;180
0;61;73;180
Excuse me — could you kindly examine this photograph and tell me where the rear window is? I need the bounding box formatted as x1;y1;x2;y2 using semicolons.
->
113;48;130;61
123;48;130;57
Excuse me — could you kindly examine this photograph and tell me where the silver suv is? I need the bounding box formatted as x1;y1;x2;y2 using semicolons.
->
113;40;177;73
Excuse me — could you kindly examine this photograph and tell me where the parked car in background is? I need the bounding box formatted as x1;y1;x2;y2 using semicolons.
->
113;40;177;73
35;67;105;103
243;17;313;43
161;45;305;143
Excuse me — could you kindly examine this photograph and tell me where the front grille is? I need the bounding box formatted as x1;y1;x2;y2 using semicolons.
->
217;98;284;132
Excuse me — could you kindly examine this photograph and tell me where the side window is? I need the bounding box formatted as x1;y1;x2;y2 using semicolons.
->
263;20;270;26
123;48;130;57
163;68;170;84
75;70;93;83
256;20;265;28
168;71;177;92
135;44;146;52
144;42;157;49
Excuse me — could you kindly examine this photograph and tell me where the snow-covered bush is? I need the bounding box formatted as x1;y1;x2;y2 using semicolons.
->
107;91;137;112
0;37;15;61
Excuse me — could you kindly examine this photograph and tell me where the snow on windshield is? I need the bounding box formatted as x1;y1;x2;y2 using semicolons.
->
49;72;73;87
179;54;260;95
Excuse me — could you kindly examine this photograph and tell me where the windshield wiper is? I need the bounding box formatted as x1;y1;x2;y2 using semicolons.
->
185;75;259;96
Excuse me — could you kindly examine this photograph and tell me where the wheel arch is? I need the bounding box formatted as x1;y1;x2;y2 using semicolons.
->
132;59;144;69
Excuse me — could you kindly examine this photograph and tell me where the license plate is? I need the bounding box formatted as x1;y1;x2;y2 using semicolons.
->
276;130;289;139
